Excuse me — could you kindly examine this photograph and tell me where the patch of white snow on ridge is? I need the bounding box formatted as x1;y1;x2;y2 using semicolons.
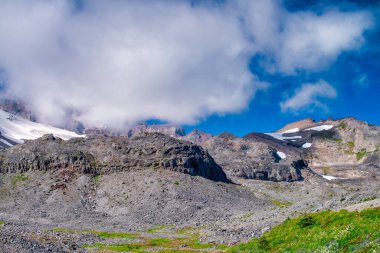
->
0;109;85;144
304;125;333;131
0;138;13;147
276;151;286;159
322;175;346;181
265;133;302;141
281;128;299;134
302;142;312;148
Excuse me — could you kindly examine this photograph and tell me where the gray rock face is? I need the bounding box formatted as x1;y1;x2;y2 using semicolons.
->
308;118;380;167
276;118;316;133
0;133;228;182
179;129;213;145
265;117;380;180
202;136;306;182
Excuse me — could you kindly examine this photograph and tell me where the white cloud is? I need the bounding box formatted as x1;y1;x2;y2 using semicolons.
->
236;0;373;74
280;80;337;113
0;0;258;129
277;10;373;73
0;0;374;129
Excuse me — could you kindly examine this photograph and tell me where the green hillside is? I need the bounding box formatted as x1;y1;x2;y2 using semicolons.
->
228;207;380;253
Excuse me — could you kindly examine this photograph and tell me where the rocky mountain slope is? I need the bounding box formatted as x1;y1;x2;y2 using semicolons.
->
179;129;213;145
0;151;378;251
0;112;379;252
0;133;227;182
268;117;380;180
201;134;306;182
175;117;380;182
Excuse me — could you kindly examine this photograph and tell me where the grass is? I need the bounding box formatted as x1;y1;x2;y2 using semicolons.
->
338;121;348;130
227;207;380;253
347;141;355;149
96;231;140;239
155;250;199;253
0;221;5;226
51;228;139;239
322;167;331;175
271;199;292;208
345;141;355;154
175;225;207;235
362;196;376;202
94;175;102;184
356;149;369;161
54;225;223;252
84;242;146;252
11;174;29;186
84;235;222;252
145;225;166;233
55;207;380;253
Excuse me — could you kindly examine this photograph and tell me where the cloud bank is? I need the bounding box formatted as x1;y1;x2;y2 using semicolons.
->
280;80;337;113
0;0;374;129
235;0;373;74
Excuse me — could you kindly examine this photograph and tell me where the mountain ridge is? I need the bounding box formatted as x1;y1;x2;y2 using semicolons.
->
1;107;379;182
0;108;379;251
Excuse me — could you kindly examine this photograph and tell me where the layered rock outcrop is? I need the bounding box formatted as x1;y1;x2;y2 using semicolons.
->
0;133;228;182
201;135;306;182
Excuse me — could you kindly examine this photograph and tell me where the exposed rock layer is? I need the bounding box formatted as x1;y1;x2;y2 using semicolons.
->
202;135;306;182
0;133;228;182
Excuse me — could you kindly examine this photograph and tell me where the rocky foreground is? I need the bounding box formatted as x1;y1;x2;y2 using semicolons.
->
0;115;379;252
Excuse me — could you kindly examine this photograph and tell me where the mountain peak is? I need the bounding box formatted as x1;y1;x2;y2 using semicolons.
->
276;118;316;133
180;129;213;144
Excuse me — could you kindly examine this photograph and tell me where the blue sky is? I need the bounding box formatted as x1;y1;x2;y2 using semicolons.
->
185;33;380;136
0;0;379;135
184;0;380;136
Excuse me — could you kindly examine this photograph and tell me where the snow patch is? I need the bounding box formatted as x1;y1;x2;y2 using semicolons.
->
0;109;85;145
276;151;286;159
265;133;302;141
0;138;13;147
281;128;299;134
304;125;333;131
322;175;346;181
302;142;312;148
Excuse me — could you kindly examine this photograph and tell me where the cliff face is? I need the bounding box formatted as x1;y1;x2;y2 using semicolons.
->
0;133;228;182
179;130;213;145
202;135;306;182
308;118;380;167
275;118;316;133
